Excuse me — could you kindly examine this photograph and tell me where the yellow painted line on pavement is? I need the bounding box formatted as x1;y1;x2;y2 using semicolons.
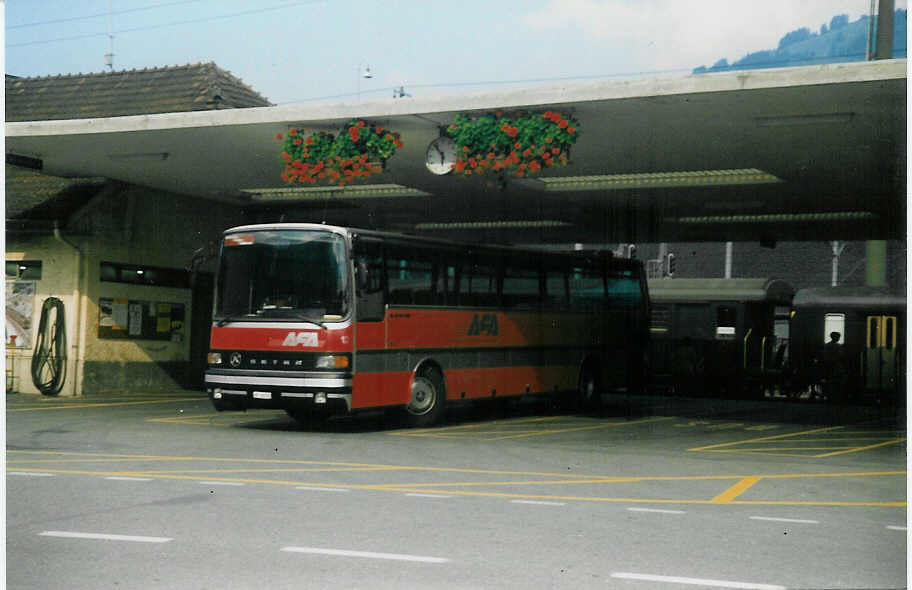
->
6;457;905;508
486;416;675;440
689;426;844;452
386;416;563;437
6;467;905;507
391;416;674;440
133;467;416;474
815;437;906;458
3;450;620;479
7;398;199;411
712;476;762;504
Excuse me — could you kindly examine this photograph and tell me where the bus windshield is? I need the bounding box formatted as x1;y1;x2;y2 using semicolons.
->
214;230;349;322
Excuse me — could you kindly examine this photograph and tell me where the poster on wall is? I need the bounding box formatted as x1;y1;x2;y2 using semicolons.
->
5;281;35;349
98;297;185;341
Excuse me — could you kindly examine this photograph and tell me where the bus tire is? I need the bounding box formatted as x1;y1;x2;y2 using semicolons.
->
578;363;602;411
402;366;446;427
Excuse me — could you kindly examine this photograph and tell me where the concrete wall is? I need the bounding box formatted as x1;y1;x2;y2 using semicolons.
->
6;183;242;395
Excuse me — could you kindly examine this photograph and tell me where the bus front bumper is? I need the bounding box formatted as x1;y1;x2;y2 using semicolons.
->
205;371;352;412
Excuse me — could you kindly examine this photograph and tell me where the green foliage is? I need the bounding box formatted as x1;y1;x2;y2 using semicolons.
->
278;120;403;187
446;110;580;178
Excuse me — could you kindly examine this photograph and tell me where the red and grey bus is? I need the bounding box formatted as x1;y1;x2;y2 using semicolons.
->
205;223;649;426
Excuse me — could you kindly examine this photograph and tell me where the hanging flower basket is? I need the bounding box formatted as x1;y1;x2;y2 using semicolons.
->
277;119;403;187
446;110;580;178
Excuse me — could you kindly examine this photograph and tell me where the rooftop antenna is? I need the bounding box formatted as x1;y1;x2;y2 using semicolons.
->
104;0;115;71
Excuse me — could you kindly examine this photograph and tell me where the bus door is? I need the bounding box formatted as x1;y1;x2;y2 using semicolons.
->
864;315;897;391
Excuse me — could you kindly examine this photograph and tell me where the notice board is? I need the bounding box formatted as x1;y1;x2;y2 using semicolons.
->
98;298;185;341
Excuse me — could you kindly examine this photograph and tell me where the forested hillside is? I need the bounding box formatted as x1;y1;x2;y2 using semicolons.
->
694;9;906;73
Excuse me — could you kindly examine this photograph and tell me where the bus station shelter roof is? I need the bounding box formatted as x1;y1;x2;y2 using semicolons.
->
5;59;906;245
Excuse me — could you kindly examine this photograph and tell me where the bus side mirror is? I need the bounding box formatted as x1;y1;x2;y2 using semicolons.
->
356;261;369;292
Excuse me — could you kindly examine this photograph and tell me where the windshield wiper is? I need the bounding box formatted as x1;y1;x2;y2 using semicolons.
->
216;313;259;327
292;313;328;329
216;314;243;327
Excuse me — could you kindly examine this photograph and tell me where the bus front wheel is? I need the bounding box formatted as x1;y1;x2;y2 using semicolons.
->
403;366;445;427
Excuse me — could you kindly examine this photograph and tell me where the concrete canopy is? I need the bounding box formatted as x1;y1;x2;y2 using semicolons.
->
6;59;906;245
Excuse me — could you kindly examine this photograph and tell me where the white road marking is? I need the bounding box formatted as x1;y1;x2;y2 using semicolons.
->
198;481;245;486
39;531;172;543
887;525;907;531
749;516;819;524
405;493;454;498
105;476;153;482
8;472;54;477
627;507;686;514
281;546;449;563
611;572;785;589
295;486;350;493
510;499;566;506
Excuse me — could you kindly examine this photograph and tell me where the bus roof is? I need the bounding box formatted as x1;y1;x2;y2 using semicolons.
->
792;285;906;310
222;223;641;268
647;278;794;304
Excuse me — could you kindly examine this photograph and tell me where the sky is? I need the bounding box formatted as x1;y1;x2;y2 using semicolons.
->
4;1;906;105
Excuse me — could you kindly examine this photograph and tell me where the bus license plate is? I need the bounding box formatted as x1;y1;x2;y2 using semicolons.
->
253;391;272;400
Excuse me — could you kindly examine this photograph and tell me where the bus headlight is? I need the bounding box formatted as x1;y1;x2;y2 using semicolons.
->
208;352;223;365
315;355;350;369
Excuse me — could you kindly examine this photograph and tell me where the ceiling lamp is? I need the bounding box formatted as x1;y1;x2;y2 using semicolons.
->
414;220;571;230
242;184;431;201
673;211;875;224
516;168;783;192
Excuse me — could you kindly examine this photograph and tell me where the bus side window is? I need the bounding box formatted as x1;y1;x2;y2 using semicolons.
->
436;258;459;306
569;266;604;311
605;269;641;310
545;270;568;309
461;260;498;307
386;245;434;306
503;255;541;309
353;238;385;321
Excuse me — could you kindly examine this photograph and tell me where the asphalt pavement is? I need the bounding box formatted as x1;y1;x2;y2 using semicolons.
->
5;389;907;589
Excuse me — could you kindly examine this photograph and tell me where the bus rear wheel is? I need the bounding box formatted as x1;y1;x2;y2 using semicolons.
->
402;366;445;427
578;365;602;411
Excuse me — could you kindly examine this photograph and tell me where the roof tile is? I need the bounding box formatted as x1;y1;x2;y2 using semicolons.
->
5;62;272;122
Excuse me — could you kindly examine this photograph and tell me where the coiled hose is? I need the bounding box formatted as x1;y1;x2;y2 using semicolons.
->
31;297;67;396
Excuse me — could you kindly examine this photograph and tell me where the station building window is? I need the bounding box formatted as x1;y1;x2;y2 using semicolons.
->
6;260;42;280
100;262;190;289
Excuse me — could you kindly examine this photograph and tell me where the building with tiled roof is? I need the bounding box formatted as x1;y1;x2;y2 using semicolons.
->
5;63;256;395
5;62;272;122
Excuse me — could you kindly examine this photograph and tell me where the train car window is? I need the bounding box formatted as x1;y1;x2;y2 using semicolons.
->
824;313;845;344
715;306;736;339
678;304;712;340
884;316;896;349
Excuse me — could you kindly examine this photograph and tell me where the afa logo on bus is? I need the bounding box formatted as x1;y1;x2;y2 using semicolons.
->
468;313;499;336
282;332;319;347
